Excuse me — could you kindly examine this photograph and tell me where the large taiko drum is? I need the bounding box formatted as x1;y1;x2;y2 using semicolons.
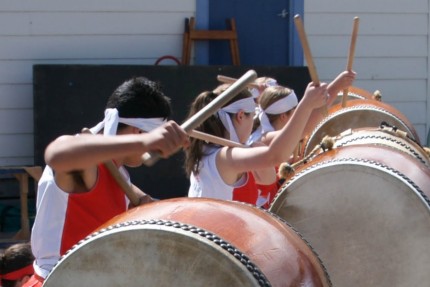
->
270;144;430;287
43;198;331;287
303;99;420;156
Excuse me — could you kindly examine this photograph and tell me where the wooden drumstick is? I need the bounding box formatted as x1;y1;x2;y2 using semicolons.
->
189;130;245;147
142;69;257;166
217;75;260;89
81;128;141;206
341;17;360;108
293;15;327;117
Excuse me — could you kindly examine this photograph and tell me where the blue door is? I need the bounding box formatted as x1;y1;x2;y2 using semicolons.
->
196;0;303;66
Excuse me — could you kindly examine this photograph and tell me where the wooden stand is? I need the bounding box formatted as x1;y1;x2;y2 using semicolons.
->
0;166;42;241
182;17;240;65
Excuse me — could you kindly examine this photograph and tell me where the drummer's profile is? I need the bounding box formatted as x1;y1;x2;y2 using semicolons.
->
23;77;189;287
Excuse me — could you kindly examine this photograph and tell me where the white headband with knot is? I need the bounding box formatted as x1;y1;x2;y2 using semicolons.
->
247;91;298;145
89;108;167;135
263;90;298;115
217;98;256;143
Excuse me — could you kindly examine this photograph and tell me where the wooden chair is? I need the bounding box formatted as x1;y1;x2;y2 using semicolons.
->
182;17;240;65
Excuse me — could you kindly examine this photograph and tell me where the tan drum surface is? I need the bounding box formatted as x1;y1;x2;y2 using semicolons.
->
304;99;420;156
43;198;331;287
270;145;430;287
332;127;430;168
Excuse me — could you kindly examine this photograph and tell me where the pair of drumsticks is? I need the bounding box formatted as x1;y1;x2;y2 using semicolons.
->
294;15;360;110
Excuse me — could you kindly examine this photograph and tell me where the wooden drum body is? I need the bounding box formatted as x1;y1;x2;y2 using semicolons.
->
270;145;430;287
43;198;331;287
304;99;420;156
331;86;375;106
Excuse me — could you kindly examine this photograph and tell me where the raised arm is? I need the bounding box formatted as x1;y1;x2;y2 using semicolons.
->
217;82;328;176
45;121;189;172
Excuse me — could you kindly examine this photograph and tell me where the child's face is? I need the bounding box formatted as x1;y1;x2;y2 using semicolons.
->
235;111;255;144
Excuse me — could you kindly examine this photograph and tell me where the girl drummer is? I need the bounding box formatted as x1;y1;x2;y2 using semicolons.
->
184;81;328;205
247;70;356;207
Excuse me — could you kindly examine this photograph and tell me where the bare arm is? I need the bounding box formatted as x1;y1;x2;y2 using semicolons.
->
303;70;356;137
327;70;356;106
217;82;327;181
45;121;189;173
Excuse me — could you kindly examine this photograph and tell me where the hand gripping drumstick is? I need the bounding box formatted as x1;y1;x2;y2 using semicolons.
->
293;15;327;117
142;69;258;166
81;128;141;206
341;17;360;108
217;75;260;89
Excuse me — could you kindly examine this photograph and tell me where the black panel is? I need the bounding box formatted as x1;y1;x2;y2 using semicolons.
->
33;65;310;199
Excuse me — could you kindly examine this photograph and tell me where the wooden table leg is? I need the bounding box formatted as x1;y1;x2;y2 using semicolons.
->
12;173;30;240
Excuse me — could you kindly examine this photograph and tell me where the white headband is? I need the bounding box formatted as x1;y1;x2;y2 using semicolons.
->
89;108;167;135
247;91;298;145
263;90;298;114
217;98;256;142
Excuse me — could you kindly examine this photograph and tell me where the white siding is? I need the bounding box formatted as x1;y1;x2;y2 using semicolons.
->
0;1;195;165
305;0;429;144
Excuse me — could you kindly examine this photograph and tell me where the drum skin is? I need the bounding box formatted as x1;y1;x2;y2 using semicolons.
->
270;145;430;287
304;99;420;156
43;198;331;287
332;127;430;168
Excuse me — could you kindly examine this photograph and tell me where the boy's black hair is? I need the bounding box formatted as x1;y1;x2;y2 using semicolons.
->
106;77;172;120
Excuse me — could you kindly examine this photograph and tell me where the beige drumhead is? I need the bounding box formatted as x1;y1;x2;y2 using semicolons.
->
333;127;430;168
43;197;332;287
43;221;266;287
270;147;430;287
304;104;419;156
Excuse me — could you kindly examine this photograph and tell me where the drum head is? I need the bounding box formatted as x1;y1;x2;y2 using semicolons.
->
270;159;430;287
305;103;419;155
333;128;430;168
44;221;263;287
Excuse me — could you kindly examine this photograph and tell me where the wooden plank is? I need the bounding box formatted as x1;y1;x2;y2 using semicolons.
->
0;135;33;158
305;0;427;13
0;12;191;35
315;57;427;80
0;110;33;133
0;1;196;12
0;35;183;60
352;79;427;102
0;84;33;108
306;13;428;36
308;35;427;57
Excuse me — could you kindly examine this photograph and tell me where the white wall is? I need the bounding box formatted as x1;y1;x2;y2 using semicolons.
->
0;1;195;165
305;0;429;144
1;0;429;166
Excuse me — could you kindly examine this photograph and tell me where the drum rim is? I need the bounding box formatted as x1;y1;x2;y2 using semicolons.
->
305;105;417;155
271;157;430;212
260;207;332;286
333;129;430;167
46;219;271;287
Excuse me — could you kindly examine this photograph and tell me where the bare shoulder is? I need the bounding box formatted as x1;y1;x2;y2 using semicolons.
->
53;166;98;193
